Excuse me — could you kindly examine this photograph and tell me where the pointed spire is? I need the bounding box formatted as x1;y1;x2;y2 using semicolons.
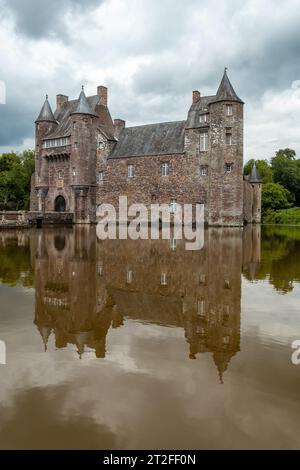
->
214;68;244;104
35;95;56;123
249;161;262;183
37;325;52;352
71;86;98;117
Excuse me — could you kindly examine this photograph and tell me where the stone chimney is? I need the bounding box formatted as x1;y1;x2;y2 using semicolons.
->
56;94;68;111
114;119;126;139
97;86;108;106
192;90;201;104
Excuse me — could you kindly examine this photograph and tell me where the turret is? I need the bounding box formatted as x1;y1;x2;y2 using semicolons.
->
208;69;244;226
70;87;98;223
35;95;58;196
249;162;262;224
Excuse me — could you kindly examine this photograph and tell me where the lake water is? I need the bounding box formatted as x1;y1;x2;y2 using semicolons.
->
0;225;300;450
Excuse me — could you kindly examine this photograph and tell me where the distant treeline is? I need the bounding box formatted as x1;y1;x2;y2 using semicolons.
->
244;148;300;224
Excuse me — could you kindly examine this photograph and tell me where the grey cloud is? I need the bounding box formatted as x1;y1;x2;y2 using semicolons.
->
1;0;102;40
1;0;300;158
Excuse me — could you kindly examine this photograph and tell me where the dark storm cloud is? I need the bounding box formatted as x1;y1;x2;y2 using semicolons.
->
1;0;102;40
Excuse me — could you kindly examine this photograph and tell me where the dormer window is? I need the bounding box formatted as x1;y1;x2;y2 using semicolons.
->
226;104;233;116
199;113;208;124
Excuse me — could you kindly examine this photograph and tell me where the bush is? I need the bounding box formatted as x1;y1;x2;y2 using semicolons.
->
263;207;300;225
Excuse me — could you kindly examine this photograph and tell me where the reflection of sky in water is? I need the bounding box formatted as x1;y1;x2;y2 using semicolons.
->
0;226;300;449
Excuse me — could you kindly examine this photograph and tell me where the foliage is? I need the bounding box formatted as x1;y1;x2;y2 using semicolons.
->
0;150;35;210
271;148;300;206
263;207;300;225
261;182;292;214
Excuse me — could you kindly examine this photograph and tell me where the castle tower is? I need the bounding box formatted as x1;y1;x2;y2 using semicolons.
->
34;95;57;211
208;69;244;226
70;87;98;223
248;162;262;223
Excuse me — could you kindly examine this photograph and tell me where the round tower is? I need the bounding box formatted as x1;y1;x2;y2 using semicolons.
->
70;87;98;223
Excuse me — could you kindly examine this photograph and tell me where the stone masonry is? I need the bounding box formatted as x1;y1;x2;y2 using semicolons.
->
30;70;262;226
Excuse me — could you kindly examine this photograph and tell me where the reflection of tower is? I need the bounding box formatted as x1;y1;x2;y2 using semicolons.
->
33;226;114;358
242;224;262;280
97;230;244;383
183;228;242;383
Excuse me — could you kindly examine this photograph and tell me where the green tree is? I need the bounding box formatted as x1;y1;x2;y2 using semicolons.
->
0;150;35;210
262;182;292;215
244;159;273;183
271;148;300;206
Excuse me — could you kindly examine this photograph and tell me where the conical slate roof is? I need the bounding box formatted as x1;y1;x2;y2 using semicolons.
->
35;95;56;123
249;162;262;183
214;68;244;104
72;86;98;116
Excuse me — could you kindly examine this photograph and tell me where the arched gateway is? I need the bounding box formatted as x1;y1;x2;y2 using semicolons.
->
54;195;66;212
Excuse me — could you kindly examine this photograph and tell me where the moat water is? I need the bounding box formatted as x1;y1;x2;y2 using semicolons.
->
0;225;300;449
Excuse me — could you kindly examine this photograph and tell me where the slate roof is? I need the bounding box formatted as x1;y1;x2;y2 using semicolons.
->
110;121;186;158
186;95;216;129
35;96;56;123
213;69;244;104
248;162;262;183
44;94;115;140
72;87;98;116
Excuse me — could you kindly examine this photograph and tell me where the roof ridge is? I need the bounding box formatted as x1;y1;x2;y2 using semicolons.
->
126;120;186;130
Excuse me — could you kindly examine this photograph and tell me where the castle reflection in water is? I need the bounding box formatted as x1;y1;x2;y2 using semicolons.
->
31;225;261;383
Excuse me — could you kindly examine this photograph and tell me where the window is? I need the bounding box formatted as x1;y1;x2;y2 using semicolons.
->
201;166;208;176
58;170;63;179
197;299;206;317
199;113;208;124
226;129;232;145
161;273;168;286
44;137;70;148
162;162;169;176
97;171;103;183
200;132;208;151
127;270;133;284
225;163;232;173
128;164;134;178
226;104;233;116
72;168;76;177
223;335;230;345
170;198;177;213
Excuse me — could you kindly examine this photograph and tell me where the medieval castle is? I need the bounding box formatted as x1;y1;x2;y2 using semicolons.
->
30;69;262;226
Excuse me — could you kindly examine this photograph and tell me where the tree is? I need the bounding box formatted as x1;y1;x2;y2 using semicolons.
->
262;182;292;214
244;159;273;183
271;148;300;206
0;150;35;210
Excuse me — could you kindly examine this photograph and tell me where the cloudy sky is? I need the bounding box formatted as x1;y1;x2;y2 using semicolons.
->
0;0;300;161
